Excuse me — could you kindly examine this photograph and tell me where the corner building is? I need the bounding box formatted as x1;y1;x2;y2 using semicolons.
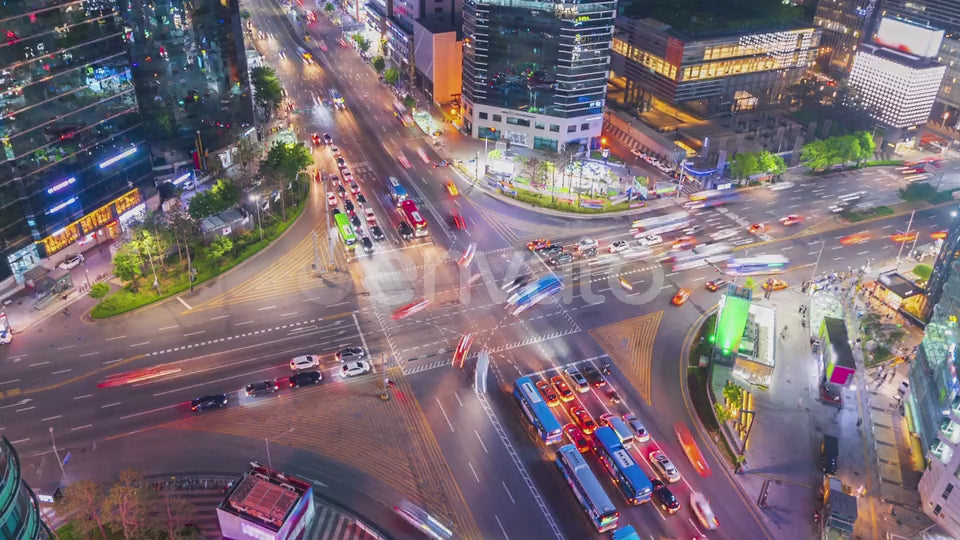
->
461;0;614;151
0;0;152;281
0;437;51;538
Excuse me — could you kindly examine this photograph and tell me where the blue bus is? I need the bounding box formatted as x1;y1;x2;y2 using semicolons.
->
513;376;563;445
593;426;653;505
556;444;620;533
611;525;640;540
387;176;408;206
726;254;790;276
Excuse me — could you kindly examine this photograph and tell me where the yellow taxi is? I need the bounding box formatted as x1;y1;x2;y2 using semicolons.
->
445;179;459;196
762;279;788;291
671;288;692;306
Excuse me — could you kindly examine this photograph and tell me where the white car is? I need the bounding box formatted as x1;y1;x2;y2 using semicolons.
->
58;254;84;270
0;329;12;345
608;240;630;254
683;225;703;236
828;204;847;214
182;180;196;190
364;207;377;223
768;181;794;191
649;450;682;483
691;492;719;530
630;148;644;158
622;413;650;442
289;355;321;371
710;229;738;241
577;237;599;252
638;234;663;247
327;192;338;207
340;360;371;378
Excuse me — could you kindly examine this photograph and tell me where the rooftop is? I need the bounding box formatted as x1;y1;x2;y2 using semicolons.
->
878;271;923;298
416;13;463;37
622;0;807;38
823;317;855;371
219;464;312;531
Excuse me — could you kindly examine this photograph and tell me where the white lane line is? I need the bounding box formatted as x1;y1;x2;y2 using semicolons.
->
74;394;93;400
660;284;673;290
502;481;516;504
857;250;870;256
56;345;75;350
183;330;205;337
352;312;370;370
157;325;179;331
16;406;34;412
235;320;254;326
29;361;50;367
494;514;510;540
0;379;20;385
10;438;29;445
692;276;706;282
281;312;299;317
177;297;193;310
130;342;151;347
101;402;122;409
79;352;99;358
210;315;230;321
833;257;844;261
70;424;93;431
51;369;72;375
258;305;277;311
118;403;181;421
102;358;123;365
42;415;62;422
666;272;679;277
468;461;481;483
105;335;126;341
475;430;489;454
808;251;818;255
436;397;455;432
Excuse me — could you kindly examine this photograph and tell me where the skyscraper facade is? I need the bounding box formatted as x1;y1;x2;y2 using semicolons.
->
120;0;255;161
461;0;614;151
813;0;878;74
0;437;51;538
0;1;152;282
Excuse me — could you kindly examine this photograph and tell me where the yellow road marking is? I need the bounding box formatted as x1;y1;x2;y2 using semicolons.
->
589;311;663;405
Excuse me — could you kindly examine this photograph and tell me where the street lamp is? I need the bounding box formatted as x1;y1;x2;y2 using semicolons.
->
250;194;263;241
49;426;67;483
264;427;295;469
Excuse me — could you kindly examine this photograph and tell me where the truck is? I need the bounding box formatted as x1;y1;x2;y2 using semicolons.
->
820;434;838;475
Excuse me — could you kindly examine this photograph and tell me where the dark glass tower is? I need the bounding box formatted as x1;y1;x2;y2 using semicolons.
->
120;0;254;160
0;0;153;280
461;0;614;151
0;437;51;538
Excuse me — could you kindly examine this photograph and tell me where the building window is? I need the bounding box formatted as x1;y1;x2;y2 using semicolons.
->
550;124;560;133
533;137;558;152
567;125;576;133
492;114;502;122
435;6;443;12
478;127;500;140
944;484;954;500
535;122;545;130
934;504;943;516
581;123;590;131
506;117;530;127
479;112;488;120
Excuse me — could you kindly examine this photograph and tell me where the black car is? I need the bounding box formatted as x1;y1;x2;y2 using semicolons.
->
652;480;680;513
398;221;414;240
540;245;563;258
370;225;385;241
336;346;365;362
582;365;606;388
336;157;346;168
331;208;341;217
245;380;279;397
350;215;362;230
191;393;228;412
356;193;368;205
336;184;347;197
361;236;373;254
288;371;322;388
580;247;597;259
549;251;574;266
344;199;355;214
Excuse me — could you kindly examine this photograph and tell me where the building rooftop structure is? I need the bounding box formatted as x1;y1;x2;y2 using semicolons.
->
822;317;856;384
217;463;313;535
620;0;807;37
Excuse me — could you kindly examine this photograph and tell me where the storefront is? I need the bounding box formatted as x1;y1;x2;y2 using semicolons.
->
5;244;41;284
37;189;143;258
870;271;926;323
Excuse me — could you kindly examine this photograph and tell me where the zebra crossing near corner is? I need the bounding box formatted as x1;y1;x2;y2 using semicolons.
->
306;504;384;540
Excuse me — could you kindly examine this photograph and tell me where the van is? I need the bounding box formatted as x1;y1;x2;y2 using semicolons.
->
821;434;839;475
600;413;634;446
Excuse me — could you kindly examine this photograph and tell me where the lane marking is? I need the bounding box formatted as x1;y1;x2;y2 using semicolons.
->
101;402;122;409
235;320;254;326
130;342;151;348
42;415;62;422
29;362;50;367
79;352;99;358
258;305;277;311
467;461;481;483
106;336;126;341
70;424;93;431
177;297;193;310
502;481;516;504
0;379;20;385
158;325;179;331
475;430;489;454
16;406;34;412
118;403;182;421
210;315;230;321
51;369;72;375
74;394;93;400
183;330;206;337
10;438;29;445
436;396;455;432
495;515;510;540
281;312;299;317
102;358;123;365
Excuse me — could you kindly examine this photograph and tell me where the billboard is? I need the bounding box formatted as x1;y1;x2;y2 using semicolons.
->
874;18;944;59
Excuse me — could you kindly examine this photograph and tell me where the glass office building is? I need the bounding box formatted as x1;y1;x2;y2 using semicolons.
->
0;437;51;539
120;0;254;160
461;0;614;151
0;0;153;281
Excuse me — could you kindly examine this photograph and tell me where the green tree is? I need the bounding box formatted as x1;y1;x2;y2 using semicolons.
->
383;67;400;85
757;150;786;176
187;179;242;220
402;95;416;109
371;55;386;73
743;278;757;291
113;245;141;287
800;139;834;170
714;403;733;423
260;142;312;220
324;1;335;12
729;152;760;180
101;470;154;539
206;235;234;260
236;135;260;170
251;66;283;118
89;282;110;299
57;480;110;540
722;381;743;407
856;130;876;162
157;493;197;540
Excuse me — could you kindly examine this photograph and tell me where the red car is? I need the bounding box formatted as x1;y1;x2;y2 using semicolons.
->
569;405;596;435
551;375;574;403
311;133;321;146
672;236;697;250
527;238;551;251
452;210;466;230
392;299;429;320
705;279;728;292
778;215;803;226
537;379;560;407
564;423;590;453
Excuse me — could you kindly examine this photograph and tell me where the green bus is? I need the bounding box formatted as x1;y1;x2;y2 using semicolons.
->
334;212;357;250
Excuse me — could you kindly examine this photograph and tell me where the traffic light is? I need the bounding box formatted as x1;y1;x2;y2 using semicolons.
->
601;136;608;146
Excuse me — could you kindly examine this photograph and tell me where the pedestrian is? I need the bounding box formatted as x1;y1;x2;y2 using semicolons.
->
857;419;862;427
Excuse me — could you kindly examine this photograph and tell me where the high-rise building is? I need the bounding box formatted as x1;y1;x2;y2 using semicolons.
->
366;0;463;85
119;0;254;163
878;0;960;124
0;1;153;282
813;0;879;74
461;0;614;151
0;437;52;538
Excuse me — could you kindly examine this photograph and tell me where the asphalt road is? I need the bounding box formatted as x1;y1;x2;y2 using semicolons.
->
1;0;956;537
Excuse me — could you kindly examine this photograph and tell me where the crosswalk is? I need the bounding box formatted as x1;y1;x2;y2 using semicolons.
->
306;504;385;540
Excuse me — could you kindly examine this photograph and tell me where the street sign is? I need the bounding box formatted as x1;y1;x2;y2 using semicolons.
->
63;452;71;466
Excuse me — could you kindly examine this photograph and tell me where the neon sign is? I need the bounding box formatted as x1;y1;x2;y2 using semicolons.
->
46;177;75;194
46;197;76;214
98;147;137;169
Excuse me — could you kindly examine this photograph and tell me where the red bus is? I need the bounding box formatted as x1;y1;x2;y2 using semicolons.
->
675;422;712;477
400;199;428;237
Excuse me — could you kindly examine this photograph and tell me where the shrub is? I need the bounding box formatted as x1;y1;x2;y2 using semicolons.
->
913;264;933;281
88;282;110;299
